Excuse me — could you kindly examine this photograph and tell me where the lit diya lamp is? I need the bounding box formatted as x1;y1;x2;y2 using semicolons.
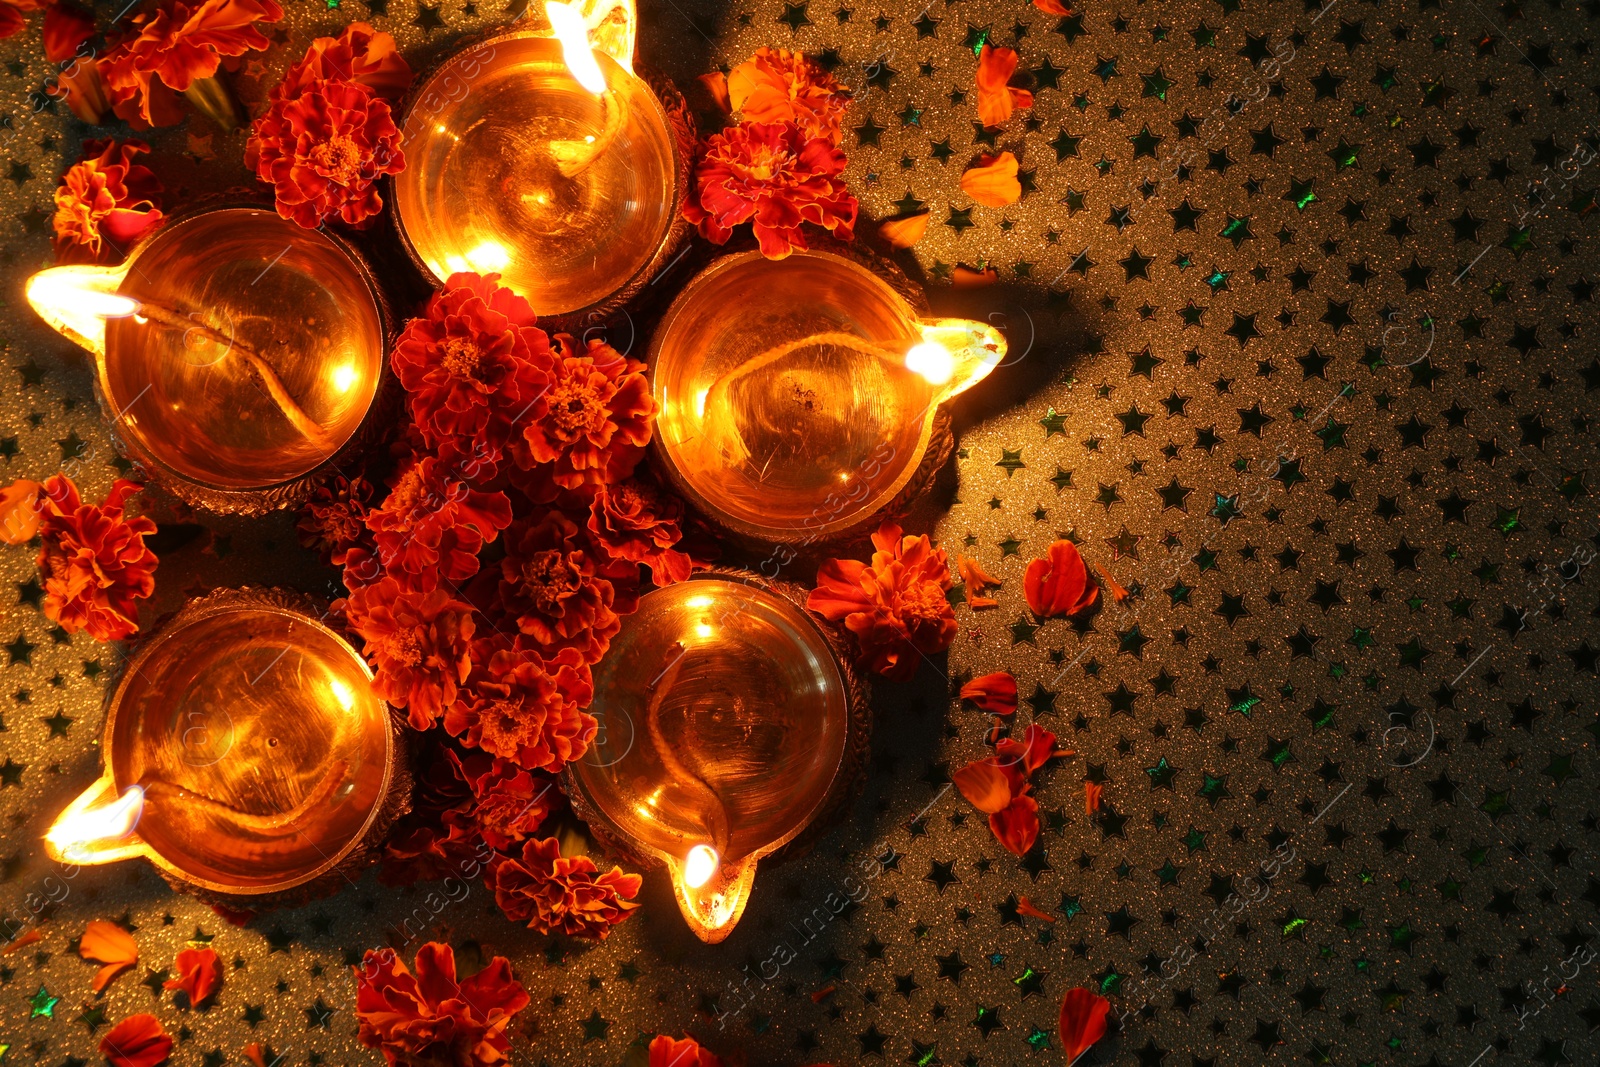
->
25;207;390;515
566;572;869;943
43;588;408;906
649;247;1007;547
393;0;691;322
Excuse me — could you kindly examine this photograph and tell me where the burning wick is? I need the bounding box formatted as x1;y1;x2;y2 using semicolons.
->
45;785;145;861
545;0;623;179
683;843;720;888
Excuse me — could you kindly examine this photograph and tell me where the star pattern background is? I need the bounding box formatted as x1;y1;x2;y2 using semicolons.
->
0;0;1598;1063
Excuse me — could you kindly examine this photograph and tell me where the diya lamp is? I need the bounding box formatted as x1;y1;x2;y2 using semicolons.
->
392;0;692;323
648;247;1008;548
25;206;391;515
43;588;409;906
566;572;870;943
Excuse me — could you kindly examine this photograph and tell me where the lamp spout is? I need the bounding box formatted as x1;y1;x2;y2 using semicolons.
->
665;847;756;944
909;317;1007;401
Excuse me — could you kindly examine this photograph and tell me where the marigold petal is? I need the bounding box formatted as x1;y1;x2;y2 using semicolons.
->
989;794;1040;856
100;1013;173;1067
959;152;1021;207
959;671;1018;715
1059;988;1111;1062
878;212;929;249
953;759;1017;814
0;478;41;544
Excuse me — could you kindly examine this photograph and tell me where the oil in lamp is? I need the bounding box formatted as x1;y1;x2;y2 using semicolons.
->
648;247;1007;547
25;207;390;515
43;588;408;906
565;572;869;943
392;0;691;323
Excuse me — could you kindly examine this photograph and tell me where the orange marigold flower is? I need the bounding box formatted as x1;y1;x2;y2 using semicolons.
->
450;746;560;851
491;511;631;664
99;0;283;128
389;272;554;480
512;334;653;494
444;644;596;772
649;1035;724;1067
52;138;164;265
974;44;1033;128
296;474;374;565
248;77;404;229
727;47;851;142
1023;539;1099;618
273;22;411;103
806;520;956;682
489;837;642;940
354;943;528;1067
37;475;157;642
683;119;857;260
343;577;475;729
100;1013;173;1067
587;475;693;586
163;946;222;1006
365;454;512;589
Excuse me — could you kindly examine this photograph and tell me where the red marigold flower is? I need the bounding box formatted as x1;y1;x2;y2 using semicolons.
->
390;272;554;479
379;805;484;886
99;0;283;128
974;44;1032;128
493;512;627;664
587;476;693;586
36;475;156;642
296;474;374;565
512;334;652;493
52;138;164;265
354;942;528;1067
366;454;512;589
99;1013;173;1067
249;77;404;229
491;512;620;663
806;520;956;682
162;946;221;1006
1022;539;1098;619
648;1035;723;1067
343;576;475;728
444;645;596;772
273;21;411;103
449;746;560;851
727;47;850;143
683;119;857;259
488;837;641;940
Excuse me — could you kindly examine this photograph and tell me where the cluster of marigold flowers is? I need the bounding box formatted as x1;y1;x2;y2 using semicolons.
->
294;268;696;940
46;11;415;265
684;47;857;259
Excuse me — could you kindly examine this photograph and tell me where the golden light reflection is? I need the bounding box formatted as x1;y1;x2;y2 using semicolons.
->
330;362;359;394
329;677;356;712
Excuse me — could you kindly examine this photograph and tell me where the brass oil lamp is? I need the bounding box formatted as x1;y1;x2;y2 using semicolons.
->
648;248;1007;547
43;588;408;906
24;207;390;515
566;572;869;943
393;0;691;323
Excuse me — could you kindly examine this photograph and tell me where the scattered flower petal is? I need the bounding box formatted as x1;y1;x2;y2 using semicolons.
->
959;151;1021;207
975;44;1033;128
959;672;1018;715
1059;988;1111;1063
80;920;139;993
164;945;221;1005
1023;539;1099;619
0;478;42;544
878;211;929;249
100;1013;173;1067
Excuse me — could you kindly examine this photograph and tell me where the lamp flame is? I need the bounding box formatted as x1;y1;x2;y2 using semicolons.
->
683;844;719;888
546;0;608;95
25;263;138;357
904;340;956;386
45;784;145;863
909;318;1007;401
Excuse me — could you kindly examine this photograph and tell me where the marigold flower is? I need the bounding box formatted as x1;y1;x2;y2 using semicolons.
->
390;272;553;479
79;919;139;993
683;119;856;259
0;0;46;39
488;837;641;940
99;0;283;128
492;511;626;664
959;672;1017;715
296;474;374;565
249;77;404;229
511;334;652;493
444;645;596;772
365;454;512;589
273;22;410;102
727;47;850;142
354;942;528;1067
959;151;1022;207
36;476;157;642
806;521;956;682
343;577;475;728
587;476;693;586
52;139;164;265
